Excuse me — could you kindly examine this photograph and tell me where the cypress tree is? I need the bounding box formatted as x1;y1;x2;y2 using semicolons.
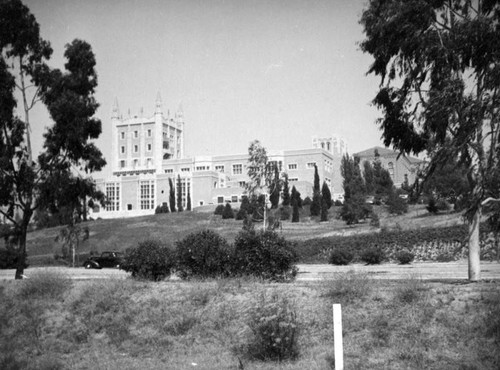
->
222;203;234;219
321;181;333;209
269;166;281;209
310;164;321;216
292;197;300;223
186;189;192;211
320;197;329;222
176;175;184;212
282;175;291;206
169;178;176;212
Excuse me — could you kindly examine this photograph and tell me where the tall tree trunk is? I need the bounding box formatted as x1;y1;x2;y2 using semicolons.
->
15;221;29;280
468;207;481;281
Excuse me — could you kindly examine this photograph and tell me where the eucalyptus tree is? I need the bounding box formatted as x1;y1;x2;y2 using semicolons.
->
0;0;105;279
361;0;500;280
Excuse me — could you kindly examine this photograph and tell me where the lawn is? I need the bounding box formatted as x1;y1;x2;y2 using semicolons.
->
1;270;499;369
24;204;463;266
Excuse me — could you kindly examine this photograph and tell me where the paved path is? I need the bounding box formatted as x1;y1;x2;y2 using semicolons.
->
296;261;500;281
1;261;499;281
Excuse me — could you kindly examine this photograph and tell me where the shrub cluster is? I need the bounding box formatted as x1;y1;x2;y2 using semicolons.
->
124;230;298;281
329;248;354;265
360;246;385;265
297;223;498;264
214;204;225;215
120;240;174;281
395;250;414;265
175;229;231;279
232;230;298;281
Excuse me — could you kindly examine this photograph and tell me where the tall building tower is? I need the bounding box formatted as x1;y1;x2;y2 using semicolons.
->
111;93;185;176
312;135;348;156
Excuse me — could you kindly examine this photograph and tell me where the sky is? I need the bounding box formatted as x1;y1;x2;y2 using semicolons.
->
24;0;383;177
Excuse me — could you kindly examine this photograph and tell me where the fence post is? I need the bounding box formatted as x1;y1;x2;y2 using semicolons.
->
333;303;344;370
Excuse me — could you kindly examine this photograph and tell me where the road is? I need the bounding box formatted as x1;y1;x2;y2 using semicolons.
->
1;261;500;281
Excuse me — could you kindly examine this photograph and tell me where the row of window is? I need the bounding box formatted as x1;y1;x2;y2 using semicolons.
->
120;129;153;140
160;161;326;175
119;158;154;168
105;179;191;211
120;143;153;154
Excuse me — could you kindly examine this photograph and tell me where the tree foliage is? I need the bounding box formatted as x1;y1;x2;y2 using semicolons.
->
340;154;370;224
169;177;176;212
246;139;270;198
0;0;105;279
176;175;184;212
281;174;291;206
310;164;321;216
269;165;281;209
361;0;500;280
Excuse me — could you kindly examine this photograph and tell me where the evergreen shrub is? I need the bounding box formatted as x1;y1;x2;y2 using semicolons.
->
222;203;234;219
395;250;414;264
232;230;298;281
121;240;174;281
360;246;385;265
175;230;231;279
280;205;291;221
329;248;354;265
214;204;225;215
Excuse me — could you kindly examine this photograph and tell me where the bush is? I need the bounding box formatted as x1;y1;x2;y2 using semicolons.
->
334;200;343;206
17;270;72;300
329;248;354;265
232;230;298;281
175;230;231;279
214;204;225;215
0;248;28;269
280;205;291;221
427;197;439;214
395;250;414;264
360;246;385;265
370;212;380;227
235;289;299;361
303;196;312;206
121;240;174;281
394;276;427;305
222;203;234;219
155;203;170;214
386;192;408;215
436;198;451;212
323;271;371;303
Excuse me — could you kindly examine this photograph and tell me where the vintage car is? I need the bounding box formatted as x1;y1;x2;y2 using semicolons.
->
82;251;124;269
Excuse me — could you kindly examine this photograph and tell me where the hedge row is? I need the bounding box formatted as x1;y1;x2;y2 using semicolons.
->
121;229;298;281
296;223;499;263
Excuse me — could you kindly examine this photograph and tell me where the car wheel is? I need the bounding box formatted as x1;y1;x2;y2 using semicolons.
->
84;263;93;269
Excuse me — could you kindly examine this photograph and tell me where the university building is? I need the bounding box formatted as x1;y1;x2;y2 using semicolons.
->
353;146;423;187
93;95;349;219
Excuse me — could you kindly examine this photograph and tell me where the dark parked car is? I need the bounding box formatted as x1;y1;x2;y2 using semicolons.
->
83;251;124;269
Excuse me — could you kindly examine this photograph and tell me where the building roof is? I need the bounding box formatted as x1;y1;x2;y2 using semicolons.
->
354;146;423;164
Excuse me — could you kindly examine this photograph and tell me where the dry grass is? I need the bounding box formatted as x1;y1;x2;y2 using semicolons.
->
1;272;499;369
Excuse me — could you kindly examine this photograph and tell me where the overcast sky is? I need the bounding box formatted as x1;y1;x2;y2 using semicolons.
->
24;0;382;177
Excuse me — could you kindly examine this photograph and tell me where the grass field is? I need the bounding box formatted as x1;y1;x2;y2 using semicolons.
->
1;270;499;369
25;204;463;265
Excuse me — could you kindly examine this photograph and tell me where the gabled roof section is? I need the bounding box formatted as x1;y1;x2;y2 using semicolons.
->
354;146;423;164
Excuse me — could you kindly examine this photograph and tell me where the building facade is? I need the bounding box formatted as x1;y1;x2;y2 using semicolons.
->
354;146;423;187
93;96;348;219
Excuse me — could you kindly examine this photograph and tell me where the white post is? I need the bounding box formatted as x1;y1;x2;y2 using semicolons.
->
333;304;344;370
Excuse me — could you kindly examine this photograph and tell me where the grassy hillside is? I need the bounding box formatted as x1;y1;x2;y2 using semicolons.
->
1;271;499;369
23;204;463;265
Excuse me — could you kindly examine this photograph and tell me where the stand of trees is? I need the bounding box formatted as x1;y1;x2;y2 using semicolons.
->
361;0;500;280
0;0;106;279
